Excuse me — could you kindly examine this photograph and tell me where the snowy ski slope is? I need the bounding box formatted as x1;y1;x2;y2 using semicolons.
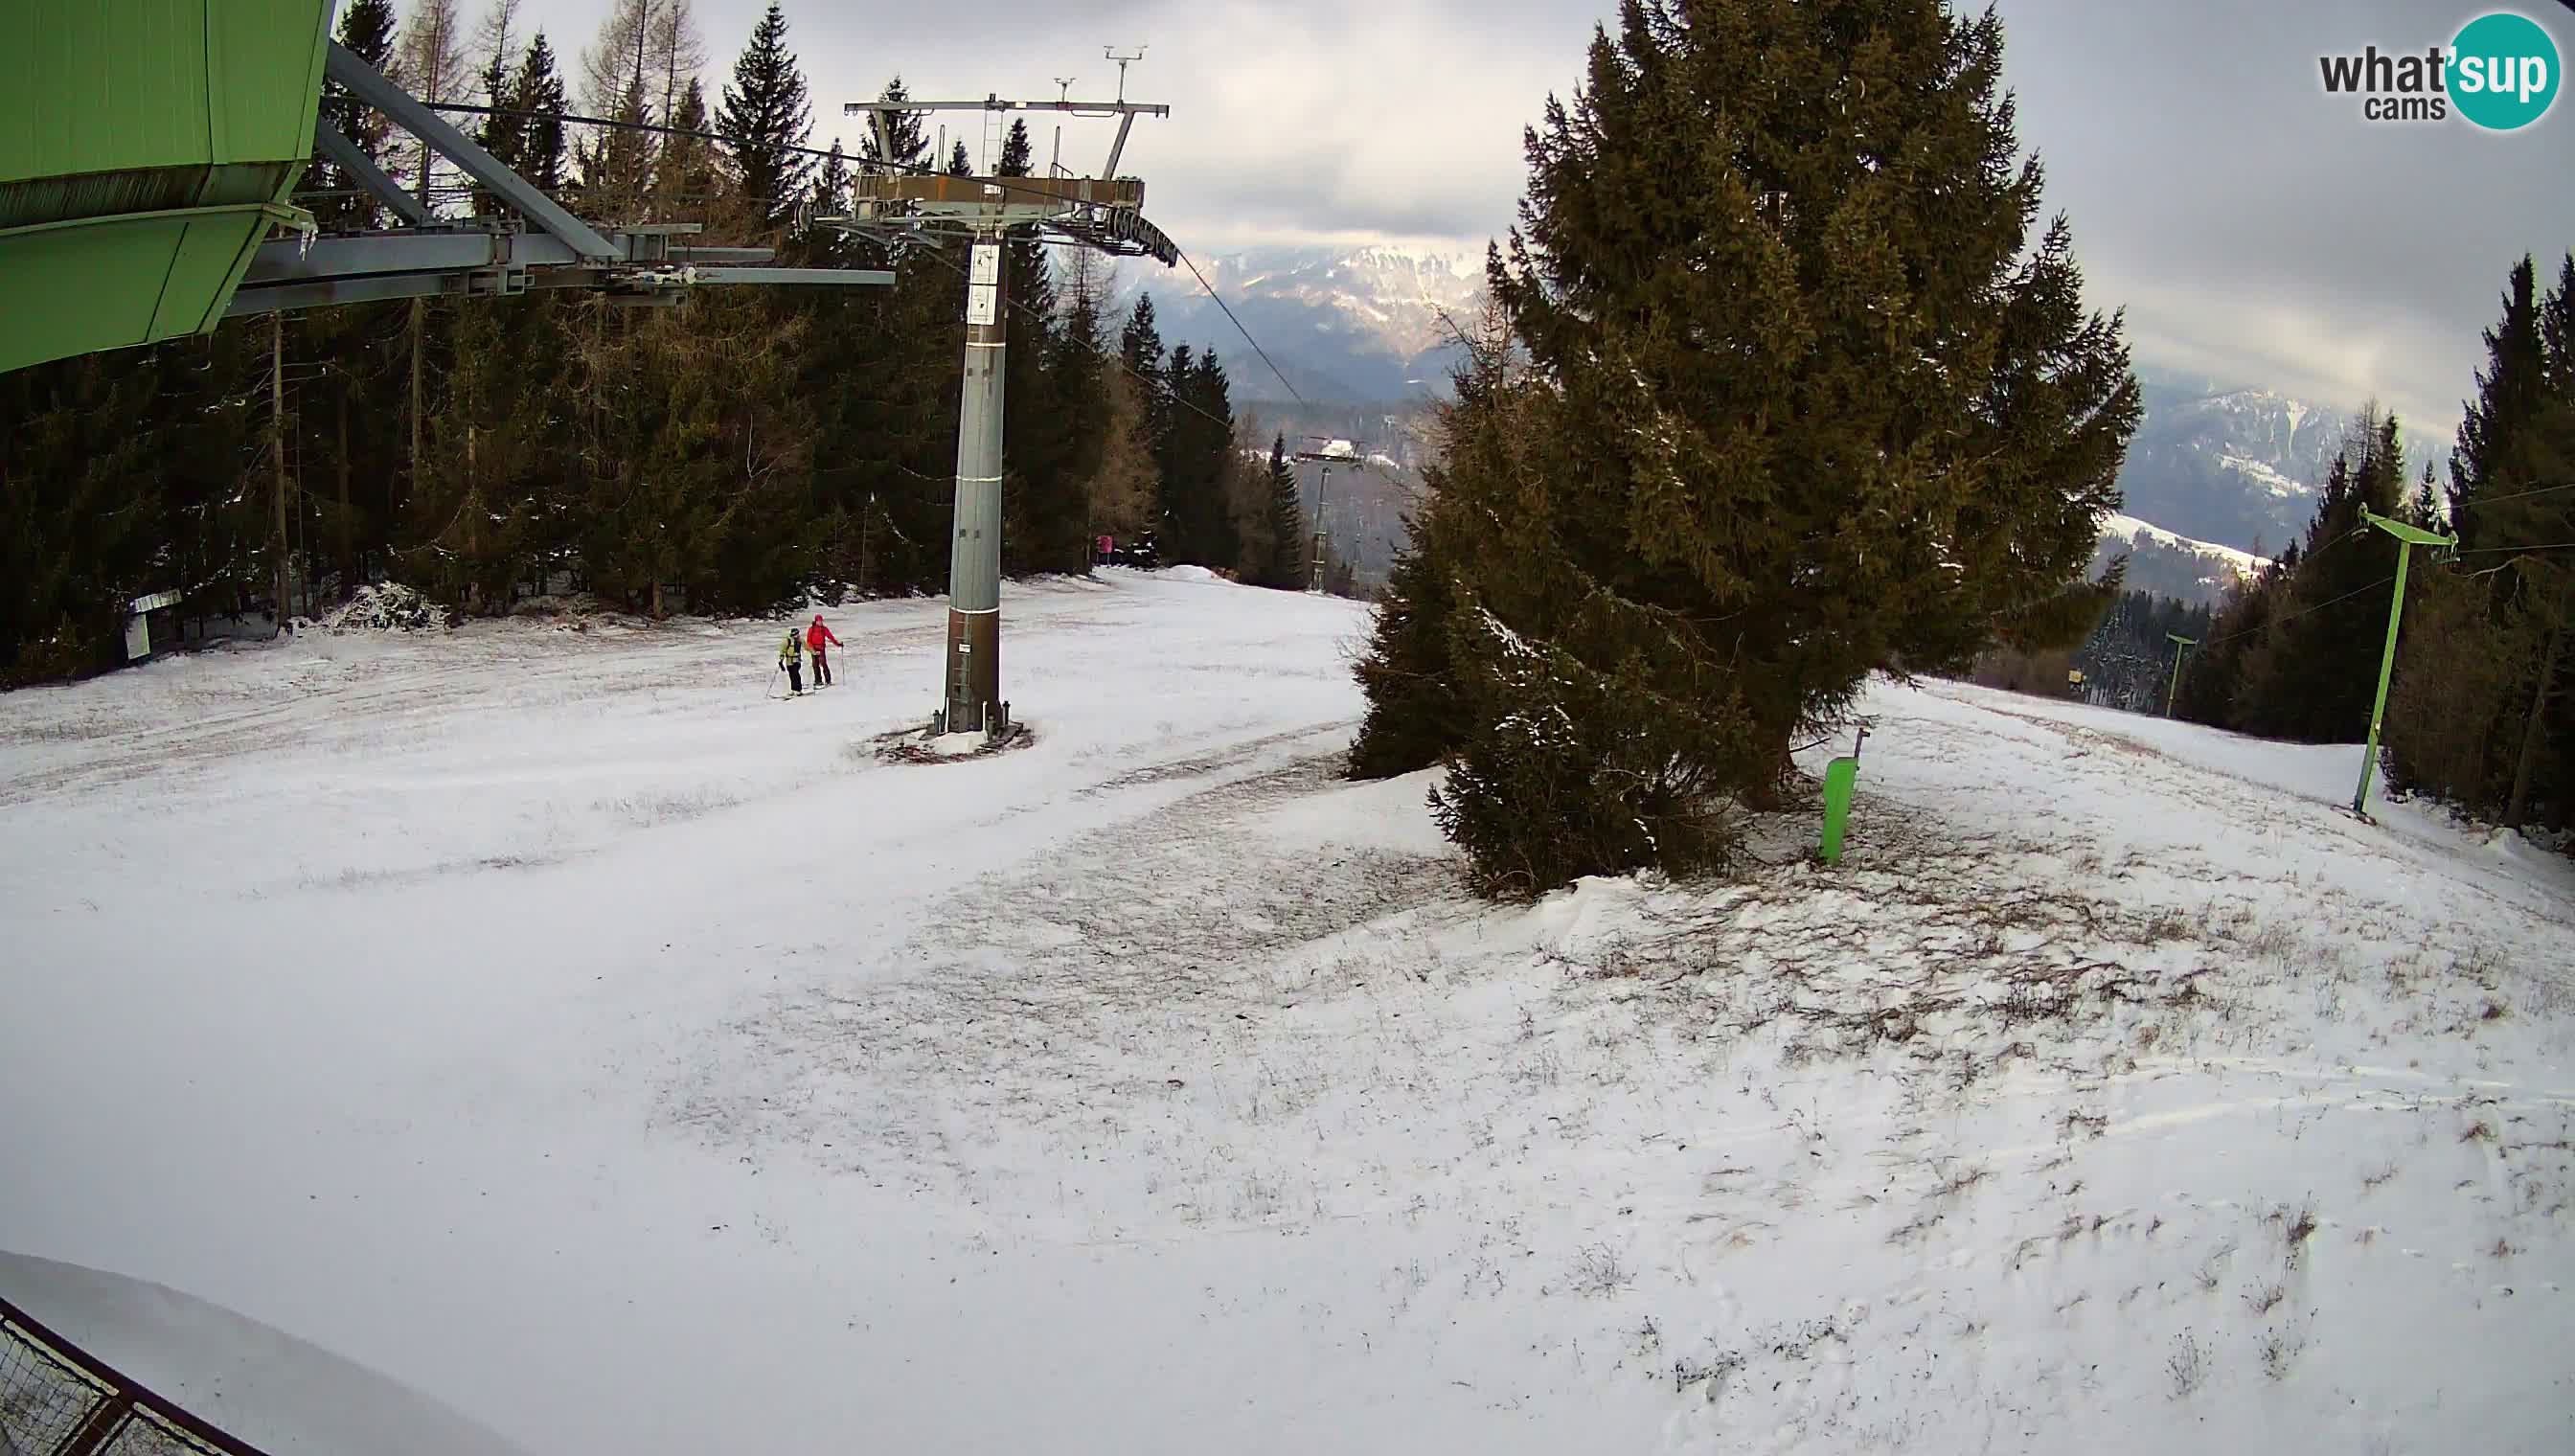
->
3;569;2570;1454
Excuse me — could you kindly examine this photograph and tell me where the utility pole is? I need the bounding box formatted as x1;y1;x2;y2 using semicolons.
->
2164;632;2195;717
336;385;353;593
835;74;1174;743
271;313;291;636
1318;456;1338;587
408;299;422;521
2352;508;2453;818
1293;439;1376;596
942;230;1009;736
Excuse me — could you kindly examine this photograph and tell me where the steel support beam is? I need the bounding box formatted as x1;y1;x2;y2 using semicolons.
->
688;266;896;285
325;40;619;260
228;232;894;316
242;230;809;285
314;121;435;228
249;228;528;282
1105;113;1137;178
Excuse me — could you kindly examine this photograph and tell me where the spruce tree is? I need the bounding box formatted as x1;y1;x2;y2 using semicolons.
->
997;117;1034;176
988;119;1083;573
2232;415;2409;741
1085;371;1161;546
947;141;973;177
469;42;523;215
2409;460;2444;531
1049;250;1115;568
1155;341;1195;552
0;351;175;680
790;141;852;265
2491;257;2575;828
2452;256;2549;553
1265;434;1310;589
1154;349;1241;568
1120;293;1163;379
860;77;931;175
651;78;718;219
577;76;655;219
2384;252;2575;830
1195;352;1240;572
717;1;813;233
2176;551;2291;728
1375;0;2139;892
311;0;400;231
513;34;569;197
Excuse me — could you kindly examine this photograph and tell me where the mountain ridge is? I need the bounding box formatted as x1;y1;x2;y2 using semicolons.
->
1102;246;2452;563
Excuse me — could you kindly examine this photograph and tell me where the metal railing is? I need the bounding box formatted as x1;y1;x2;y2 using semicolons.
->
0;1293;272;1456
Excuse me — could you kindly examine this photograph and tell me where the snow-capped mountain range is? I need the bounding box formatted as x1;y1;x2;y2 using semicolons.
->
1109;245;1485;402
2091;512;2271;607
1105;246;2449;583
2113;378;2348;556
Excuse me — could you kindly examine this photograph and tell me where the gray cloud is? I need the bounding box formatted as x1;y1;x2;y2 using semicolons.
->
524;0;2570;436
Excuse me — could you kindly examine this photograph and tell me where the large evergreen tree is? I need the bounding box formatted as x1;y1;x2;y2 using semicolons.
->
2482;257;2575;827
1355;0;2138;893
716;1;813;234
2451;256;2550;553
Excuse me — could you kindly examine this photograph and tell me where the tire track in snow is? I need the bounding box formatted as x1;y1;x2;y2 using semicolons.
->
658;749;1463;1213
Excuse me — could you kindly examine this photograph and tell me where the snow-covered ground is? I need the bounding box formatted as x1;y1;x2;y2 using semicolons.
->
4;569;2571;1454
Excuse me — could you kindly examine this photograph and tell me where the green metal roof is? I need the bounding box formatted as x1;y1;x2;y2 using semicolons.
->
0;0;334;375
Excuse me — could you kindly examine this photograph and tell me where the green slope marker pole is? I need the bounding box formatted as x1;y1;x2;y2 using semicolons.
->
2352;508;2454;818
2165;633;2197;717
1818;726;1868;864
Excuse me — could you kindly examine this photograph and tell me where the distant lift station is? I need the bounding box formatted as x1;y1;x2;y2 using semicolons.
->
832;68;1175;741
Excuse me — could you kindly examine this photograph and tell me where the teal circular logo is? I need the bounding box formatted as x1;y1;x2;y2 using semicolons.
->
2451;11;2561;130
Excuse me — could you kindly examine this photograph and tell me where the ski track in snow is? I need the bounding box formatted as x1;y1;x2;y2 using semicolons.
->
5;569;2574;1455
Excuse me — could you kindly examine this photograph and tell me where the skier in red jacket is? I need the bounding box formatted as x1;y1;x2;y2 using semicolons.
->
805;614;842;687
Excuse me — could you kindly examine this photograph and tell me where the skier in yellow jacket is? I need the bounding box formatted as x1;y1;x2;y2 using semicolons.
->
778;626;805;694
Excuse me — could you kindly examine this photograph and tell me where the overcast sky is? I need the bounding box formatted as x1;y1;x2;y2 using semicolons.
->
519;0;2573;441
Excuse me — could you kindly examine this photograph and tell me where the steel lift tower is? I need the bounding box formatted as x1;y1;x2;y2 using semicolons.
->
835;70;1177;741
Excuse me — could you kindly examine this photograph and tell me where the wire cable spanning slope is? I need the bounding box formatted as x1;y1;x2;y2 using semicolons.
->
1171;251;1306;405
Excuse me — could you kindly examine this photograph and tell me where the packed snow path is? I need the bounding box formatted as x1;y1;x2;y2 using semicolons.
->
3;570;2571;1454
